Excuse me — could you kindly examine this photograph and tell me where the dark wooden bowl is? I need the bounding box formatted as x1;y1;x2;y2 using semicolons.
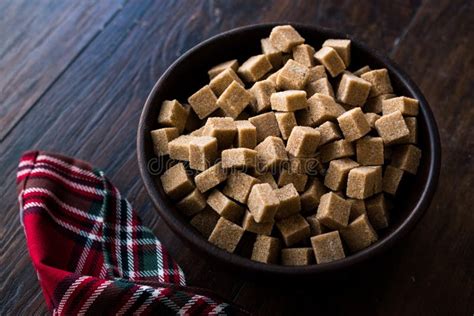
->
137;23;441;277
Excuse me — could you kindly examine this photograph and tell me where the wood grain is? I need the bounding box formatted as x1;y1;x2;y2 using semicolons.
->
0;0;125;141
0;0;472;314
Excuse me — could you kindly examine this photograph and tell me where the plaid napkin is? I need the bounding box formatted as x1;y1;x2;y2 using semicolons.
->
17;151;246;315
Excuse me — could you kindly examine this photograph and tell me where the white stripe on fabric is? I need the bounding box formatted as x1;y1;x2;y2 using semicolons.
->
177;294;204;315
36;154;100;180
23;202;103;241
116;285;153;316
155;241;164;283
23;188;103;222
115;186;124;278
133;288;164;315
56;276;89;314
23;201;159;247
75;171;107;274
77;280;113;315
123;191;135;279
17;168;106;196
210;302;229;315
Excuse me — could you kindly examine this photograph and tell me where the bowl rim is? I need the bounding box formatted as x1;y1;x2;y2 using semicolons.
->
137;22;441;276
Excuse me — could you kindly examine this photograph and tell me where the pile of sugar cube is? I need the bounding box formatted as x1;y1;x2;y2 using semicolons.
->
151;25;421;266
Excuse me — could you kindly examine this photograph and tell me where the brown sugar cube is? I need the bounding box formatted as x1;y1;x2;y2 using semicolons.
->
257;172;278;189
373;166;383;194
209;68;244;96
307;65;327;82
276;59;309;90
223;172;259;203
275;112;297;140
382;96;419;116
383;165;404;195
208;59;239;79
234;120;257;149
249;80;276;113
217;81;252;119
292;44;316;67
364;112;381;129
242;211;274;236
337;72;372;106
195;162;227;193
248;183;280;223
160;162;194;200
306;78;335;98
391;144;422;174
190;207;220;238
274;183;301;220
301;178;327;213
374;111;410;144
364;94;395;113
316;192;351;229
261;37;284;69
208;217;244;253
251;236;280;264
277;169;308;192
249;112;281;142
306;216;324;236
340;214;378;252
360;68;393;97
270;90;307;112
346;166;382;199
238;54;272;82
310;231;345;264
276;214;310;246
281;248;313;265
356;136;384;166
353;65;371;77
157;99;188;133
288;156;318;175
319;139;355;163
324;158;359;191
265;69;282;86
207;189;244;222
348;199;367;221
188;85;218;120
395;117;417;144
322;39;351;67
150;127;179;156
317;121;342;146
202;117;237;148
190;126;205;136
365;193;389;229
337;107;371;142
286;126;321;158
255;136;288;171
287;156;307;174
189;136;218;171
168;135;196;161
269;25;305;53
221;148;257;169
177;189;207;217
298;93;345;127
314;46;346;77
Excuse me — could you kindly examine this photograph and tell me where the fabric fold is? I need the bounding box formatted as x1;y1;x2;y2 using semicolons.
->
18;151;246;315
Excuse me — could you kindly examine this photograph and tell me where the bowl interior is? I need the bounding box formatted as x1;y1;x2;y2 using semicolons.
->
138;24;440;276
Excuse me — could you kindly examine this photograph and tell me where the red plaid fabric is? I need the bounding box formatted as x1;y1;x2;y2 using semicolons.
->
18;151;247;315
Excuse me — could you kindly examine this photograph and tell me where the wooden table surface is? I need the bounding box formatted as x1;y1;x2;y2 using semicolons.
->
1;1;473;315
